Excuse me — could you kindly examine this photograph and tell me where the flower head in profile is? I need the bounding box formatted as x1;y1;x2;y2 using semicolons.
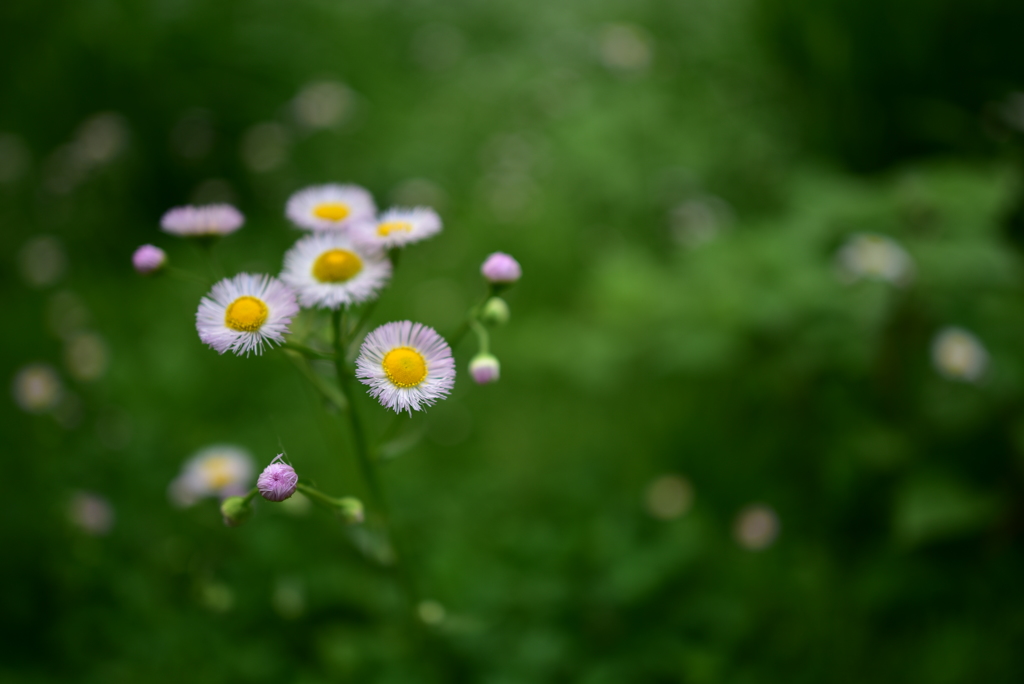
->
355;207;442;250
196;273;299;355
161;204;244;237
280;232;391;309
356;321;455;414
932;327;988;382
481;252;522;284
286;183;376;231
835;233;913;286
257;455;299;502
169;445;255;507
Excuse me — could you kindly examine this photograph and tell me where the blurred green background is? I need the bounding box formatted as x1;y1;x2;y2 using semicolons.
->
4;0;1024;681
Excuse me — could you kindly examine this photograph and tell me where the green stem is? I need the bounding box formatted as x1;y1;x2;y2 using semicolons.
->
296;483;344;509
333;309;385;508
470;318;491;354
282;350;347;410
332;308;424;621
449;285;498;349
281;340;335;360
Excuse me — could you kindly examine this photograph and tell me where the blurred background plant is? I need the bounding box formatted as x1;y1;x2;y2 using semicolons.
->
4;0;1024;682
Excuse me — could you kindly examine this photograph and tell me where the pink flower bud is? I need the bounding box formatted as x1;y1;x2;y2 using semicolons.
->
481;252;521;284
469;353;500;385
257;455;298;502
132;244;167;274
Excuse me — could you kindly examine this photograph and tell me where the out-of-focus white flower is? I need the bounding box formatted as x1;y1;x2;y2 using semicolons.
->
196;273;299;356
356;321;456;414
670;196;733;248
599;23;653;73
836;233;914;286
69;491;115;535
292;80;352;129
285;184;376;231
64;331;108;382
354;207;442;250
733;504;780;551
280;232;391;310
241;122;289;172
932;327;988;382
644;474;694;520
0;132;31;184
19;236;67;288
73;112;128;167
169;445;256;507
12;364;63;414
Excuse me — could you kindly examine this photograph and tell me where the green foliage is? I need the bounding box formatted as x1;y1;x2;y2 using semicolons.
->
3;0;1024;682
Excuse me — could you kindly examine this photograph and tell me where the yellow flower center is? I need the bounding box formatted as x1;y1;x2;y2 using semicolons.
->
201;456;235;489
377;221;412;237
382;347;428;388
312;249;363;283
224;296;268;332
312;202;350;221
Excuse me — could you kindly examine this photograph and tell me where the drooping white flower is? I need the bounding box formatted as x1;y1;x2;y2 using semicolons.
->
354;207;442;250
280;232;391;309
932;327;988;382
836;233;913;286
285;183;376;231
169;445;255;506
196;273;299;356
355;321;455;414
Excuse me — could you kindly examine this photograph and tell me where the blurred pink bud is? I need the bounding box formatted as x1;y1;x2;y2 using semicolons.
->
469;353;500;385
257;455;298;502
481;252;521;284
132;245;167;274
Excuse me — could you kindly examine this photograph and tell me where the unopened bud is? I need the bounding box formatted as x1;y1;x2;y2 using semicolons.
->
337;497;364;524
257;455;298;502
480;297;510;326
481;252;521;284
220;495;253;527
132;244;167;275
470;353;500;385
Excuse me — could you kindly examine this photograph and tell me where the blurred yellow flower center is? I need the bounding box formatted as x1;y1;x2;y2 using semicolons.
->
377;221;412;237
312;249;363;283
224;296;268;332
382;347;427;388
201;457;235;489
312;202;350;221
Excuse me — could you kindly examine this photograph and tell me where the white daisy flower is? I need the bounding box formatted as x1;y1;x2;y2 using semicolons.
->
835;233;914;286
161;204;244;237
285;183;376;231
356;321;456;414
196;273;299;356
932;327;988;382
169;445;255;507
280;232;392;309
354;207;442;249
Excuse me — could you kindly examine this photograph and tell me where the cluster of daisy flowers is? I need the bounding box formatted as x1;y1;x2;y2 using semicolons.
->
834;233;989;384
136;182;522;524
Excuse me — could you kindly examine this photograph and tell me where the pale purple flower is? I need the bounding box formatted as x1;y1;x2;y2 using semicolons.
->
132;244;166;274
257;455;299;502
356;321;455;414
481;252;521;284
161;204;244;237
69;491;115;535
469;353;500;385
196;273;299;356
